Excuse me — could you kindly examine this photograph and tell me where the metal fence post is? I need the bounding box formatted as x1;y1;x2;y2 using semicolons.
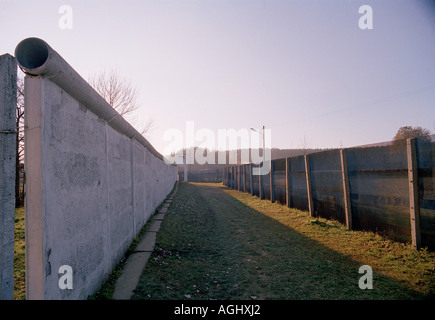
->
250;163;254;196
304;154;314;217
407;138;421;249
238;165;241;191
285;157;291;208
243;164;246;193
340;149;352;230
259;163;264;200
270;161;275;203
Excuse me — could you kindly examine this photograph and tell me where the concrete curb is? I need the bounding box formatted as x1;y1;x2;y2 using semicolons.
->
111;182;178;300
111;252;151;300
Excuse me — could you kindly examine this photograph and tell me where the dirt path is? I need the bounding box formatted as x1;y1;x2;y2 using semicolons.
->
131;182;429;300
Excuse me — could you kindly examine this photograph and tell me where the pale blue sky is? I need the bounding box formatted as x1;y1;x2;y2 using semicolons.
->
1;0;435;154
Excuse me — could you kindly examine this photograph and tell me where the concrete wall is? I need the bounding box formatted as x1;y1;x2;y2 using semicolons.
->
224;140;435;250
309;149;345;223
0;54;17;300
346;142;410;242
179;168;223;182
25;76;176;299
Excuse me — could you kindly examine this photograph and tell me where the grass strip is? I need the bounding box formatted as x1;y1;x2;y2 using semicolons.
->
132;182;435;300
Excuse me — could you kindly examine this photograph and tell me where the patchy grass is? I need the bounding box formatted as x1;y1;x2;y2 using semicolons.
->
132;182;435;300
233;190;435;298
14;207;25;300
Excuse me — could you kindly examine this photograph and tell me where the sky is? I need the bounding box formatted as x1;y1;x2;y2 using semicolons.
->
1;0;435;155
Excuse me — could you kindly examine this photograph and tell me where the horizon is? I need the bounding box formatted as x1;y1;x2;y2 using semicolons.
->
166;131;435;153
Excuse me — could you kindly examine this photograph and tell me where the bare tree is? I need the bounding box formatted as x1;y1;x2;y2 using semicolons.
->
89;69;155;138
16;76;25;207
140;117;156;138
299;135;312;155
89;69;139;117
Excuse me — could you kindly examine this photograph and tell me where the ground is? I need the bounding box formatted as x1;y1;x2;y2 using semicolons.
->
130;182;435;300
15;182;435;300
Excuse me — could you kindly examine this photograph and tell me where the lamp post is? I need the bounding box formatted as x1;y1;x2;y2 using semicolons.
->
250;125;265;199
250;125;265;161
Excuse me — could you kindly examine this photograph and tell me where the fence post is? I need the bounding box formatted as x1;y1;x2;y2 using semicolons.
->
234;166;237;190
235;165;237;190
243;164;246;192
304;154;314;217
229;166;231;188
250;163;254;196
229;167;231;187
228;167;232;188
406;138;421;250
340;149;352;230
0;54;17;300
228;167;230;187
226;167;231;187
240;165;243;191
238;166;241;190
270;161;275;203
285;157;291;208
259;163;264;199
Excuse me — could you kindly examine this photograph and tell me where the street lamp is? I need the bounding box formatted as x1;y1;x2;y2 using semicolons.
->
250;125;266;199
250;125;265;161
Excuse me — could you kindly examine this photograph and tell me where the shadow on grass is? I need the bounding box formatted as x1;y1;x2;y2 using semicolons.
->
132;182;432;300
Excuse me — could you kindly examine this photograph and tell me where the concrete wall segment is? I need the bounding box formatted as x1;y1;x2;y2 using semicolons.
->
0;54;17;300
18;39;177;299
